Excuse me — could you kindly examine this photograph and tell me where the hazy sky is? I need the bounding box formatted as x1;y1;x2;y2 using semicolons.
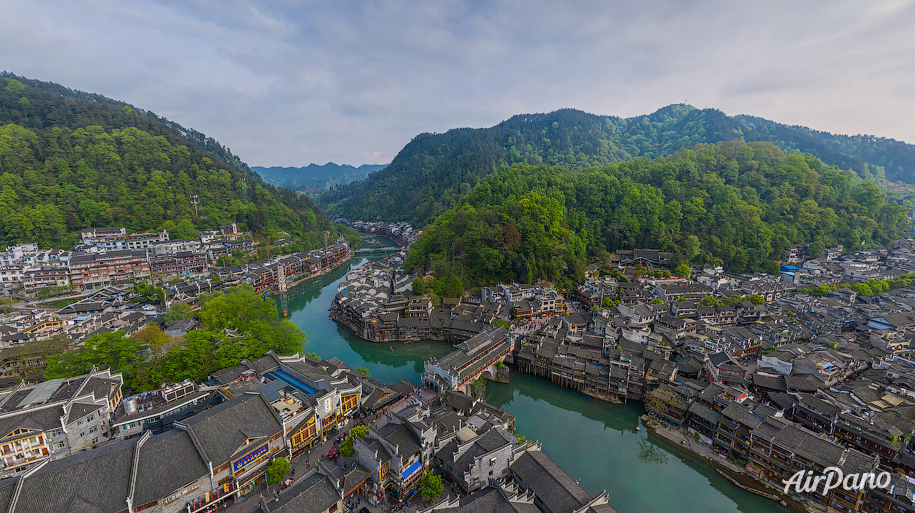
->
3;1;914;166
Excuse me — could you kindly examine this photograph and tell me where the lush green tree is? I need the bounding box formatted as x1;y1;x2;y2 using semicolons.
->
133;281;167;306
0;297;15;313
131;324;171;358
197;284;306;356
266;457;290;484
699;296;719;307
721;295;743;306
173;218;197;240
163;302;195;321
674;264;691;278
44;332;142;382
746;295;765;305
339;425;368;458
441;275;464;298
356;366;370;377
305;352;320;360
411;277;426;296
4;79;25;92
419;473;444;503
43;350;93;379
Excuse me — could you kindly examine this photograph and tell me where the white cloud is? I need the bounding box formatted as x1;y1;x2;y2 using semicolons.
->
1;0;913;166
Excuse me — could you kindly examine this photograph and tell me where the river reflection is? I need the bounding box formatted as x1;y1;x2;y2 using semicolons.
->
277;253;793;513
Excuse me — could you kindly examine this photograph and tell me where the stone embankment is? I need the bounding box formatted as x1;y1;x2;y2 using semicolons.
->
648;422;812;513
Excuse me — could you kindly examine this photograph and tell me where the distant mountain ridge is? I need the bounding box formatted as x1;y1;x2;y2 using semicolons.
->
735;115;915;183
318;105;915;226
252;163;386;190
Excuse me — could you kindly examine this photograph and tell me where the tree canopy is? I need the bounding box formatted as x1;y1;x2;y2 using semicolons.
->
419;473;444;503
43;284;307;391
339;425;368;458
405;142;907;287
320;105;915;226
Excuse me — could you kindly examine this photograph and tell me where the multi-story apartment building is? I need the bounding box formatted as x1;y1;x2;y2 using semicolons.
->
81;227;169;251
68;250;150;288
149;251;209;276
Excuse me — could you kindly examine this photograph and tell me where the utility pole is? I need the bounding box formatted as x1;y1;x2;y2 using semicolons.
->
190;195;200;219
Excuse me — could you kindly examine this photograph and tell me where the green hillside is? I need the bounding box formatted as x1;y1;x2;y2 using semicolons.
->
0;73;334;249
735;115;915;183
319;106;915;227
319;105;754;226
405;142;908;287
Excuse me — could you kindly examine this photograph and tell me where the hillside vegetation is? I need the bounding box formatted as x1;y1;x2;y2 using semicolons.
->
320;106;749;226
736;115;915;183
405;142;907;287
320;106;915;226
0;74;333;248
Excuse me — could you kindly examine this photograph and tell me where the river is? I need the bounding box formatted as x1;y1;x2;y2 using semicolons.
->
275;252;792;513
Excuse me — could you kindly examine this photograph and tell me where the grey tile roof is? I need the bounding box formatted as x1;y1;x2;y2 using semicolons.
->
15;437;138;513
182;393;282;465
341;465;371;495
376;423;421;458
511;451;592;513
0;477;19;513
67;402;101;422
134;429;209;507
259;472;341;513
0;405;63;442
442;428;515;477
246;354;281;375
445;485;541;513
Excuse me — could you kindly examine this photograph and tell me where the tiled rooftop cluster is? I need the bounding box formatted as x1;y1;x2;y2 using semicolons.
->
497;241;915;512
0;350;613;513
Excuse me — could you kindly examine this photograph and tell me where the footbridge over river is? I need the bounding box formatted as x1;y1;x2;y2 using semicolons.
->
353;246;400;254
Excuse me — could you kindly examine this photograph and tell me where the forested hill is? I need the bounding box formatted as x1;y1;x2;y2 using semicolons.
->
0;73;334;249
319;106;915;227
735;115;915;183
405;142;908;288
252;163;386;190
319;105;753;226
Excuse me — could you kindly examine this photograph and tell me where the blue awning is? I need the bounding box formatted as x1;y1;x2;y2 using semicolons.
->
402;459;421;480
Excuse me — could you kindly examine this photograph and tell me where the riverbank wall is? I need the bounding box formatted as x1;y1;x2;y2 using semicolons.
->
649;423;813;513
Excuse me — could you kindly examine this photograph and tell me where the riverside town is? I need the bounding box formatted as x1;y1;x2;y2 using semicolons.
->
12;212;915;513
3;18;915;512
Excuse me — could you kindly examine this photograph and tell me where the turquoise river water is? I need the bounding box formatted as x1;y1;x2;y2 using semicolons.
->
275;252;792;513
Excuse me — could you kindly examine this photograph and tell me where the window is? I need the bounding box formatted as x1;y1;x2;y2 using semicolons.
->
92;437;99;444
55;442;65;449
89;426;98;433
86;415;94;422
